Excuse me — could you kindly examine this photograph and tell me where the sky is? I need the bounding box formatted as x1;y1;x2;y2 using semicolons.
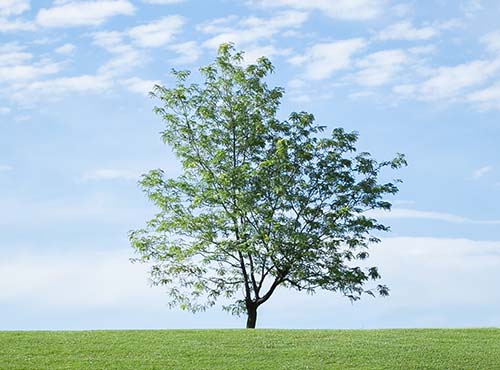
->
1;0;500;330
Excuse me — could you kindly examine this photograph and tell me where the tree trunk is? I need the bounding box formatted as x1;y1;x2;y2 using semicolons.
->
246;304;257;329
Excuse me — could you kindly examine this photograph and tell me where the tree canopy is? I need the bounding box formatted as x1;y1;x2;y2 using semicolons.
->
130;44;407;328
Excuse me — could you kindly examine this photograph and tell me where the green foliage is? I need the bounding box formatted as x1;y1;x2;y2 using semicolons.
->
2;329;500;369
130;43;407;326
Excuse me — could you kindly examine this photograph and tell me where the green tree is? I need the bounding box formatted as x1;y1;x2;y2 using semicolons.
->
130;44;406;328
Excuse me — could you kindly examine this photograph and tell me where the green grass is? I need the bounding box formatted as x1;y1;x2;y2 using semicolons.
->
1;329;499;369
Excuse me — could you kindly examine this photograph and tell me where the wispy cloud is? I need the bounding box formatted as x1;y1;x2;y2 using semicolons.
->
168;41;201;64
468;83;500;110
0;60;61;83
241;44;292;65
200;11;308;49
288;39;366;81
376;21;438;41
471;165;493;179
36;0;135;28
55;43;76;55
142;0;185;3
92;31;143;77
368;208;500;225
354;49;408;87
460;0;483;17
481;30;500;54
80;169;141;182
14;114;30;122
0;0;30;17
376;19;461;42
11;75;112;101
3;236;500;329
121;77;160;96
368;236;500;315
0;249;159;309
0;192;148;228
392;200;416;206
393;58;500;102
128;16;185;48
0;0;33;32
0;43;31;65
91;16;185;79
426;59;497;100
0;18;35;32
249;0;383;20
0;43;61;83
0;164;13;172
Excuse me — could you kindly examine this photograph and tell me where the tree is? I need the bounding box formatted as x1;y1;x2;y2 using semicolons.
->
130;44;407;328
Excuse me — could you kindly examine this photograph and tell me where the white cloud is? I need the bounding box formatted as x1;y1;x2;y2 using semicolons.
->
481;30;500;54
36;0;135;28
471;165;493;179
0;0;29;17
391;3;413;17
392;84;413;95
0;107;10;114
0;18;35;32
288;78;306;89
395;59;500;101
348;90;376;99
92;16;185;79
420;59;500;100
0;249;160;309
0;44;32;66
198;15;236;34
242;44;292;64
368;237;500;313
262;236;500;328
2;236;500;329
92;31;126;52
468;82;500;110
0;61;60;83
12;75;112;101
250;0;383;20
240;11;307;32
289;93;312;103
460;0;483;17
376;19;461;42
81;168;141;181
55;43;76;55
377;21;438;41
408;45;436;55
368;207;500;225
121;77;159;95
0;192;150;228
354;49;408;87
392;200;416;206
128;16;185;48
99;49;143;77
200;11;308;49
168;41;201;64
142;0;184;3
92;31;143;77
14;114;30;122
92;16;186;76
0;164;13;172
288;39;366;80
0;191;156;231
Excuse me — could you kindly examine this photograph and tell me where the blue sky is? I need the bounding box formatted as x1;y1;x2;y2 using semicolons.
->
1;0;500;330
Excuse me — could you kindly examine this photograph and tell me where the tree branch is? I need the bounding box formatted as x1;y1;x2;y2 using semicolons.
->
256;276;283;306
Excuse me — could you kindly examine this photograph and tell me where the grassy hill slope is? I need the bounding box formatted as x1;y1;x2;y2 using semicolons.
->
1;328;499;369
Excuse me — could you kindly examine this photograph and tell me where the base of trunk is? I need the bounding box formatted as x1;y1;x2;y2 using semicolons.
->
246;306;257;329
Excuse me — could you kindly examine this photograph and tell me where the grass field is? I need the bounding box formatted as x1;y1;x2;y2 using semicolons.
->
1;328;499;369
